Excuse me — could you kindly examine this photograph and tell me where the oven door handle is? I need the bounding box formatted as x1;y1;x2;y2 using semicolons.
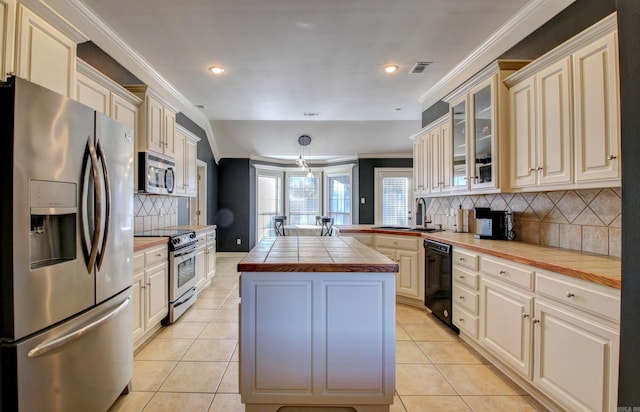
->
173;243;198;258
174;287;197;308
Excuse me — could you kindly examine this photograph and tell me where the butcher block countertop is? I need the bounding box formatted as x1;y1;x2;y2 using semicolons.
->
238;236;399;273
169;224;216;234
337;225;621;289
133;236;169;252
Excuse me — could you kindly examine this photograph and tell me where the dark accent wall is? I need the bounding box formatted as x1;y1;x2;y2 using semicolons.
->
77;41;142;85
616;0;640;406
421;100;449;128
499;0;616;59
357;158;413;224
175;113;219;228
217;158;251;252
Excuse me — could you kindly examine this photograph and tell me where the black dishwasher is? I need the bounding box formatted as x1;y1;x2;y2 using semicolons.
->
424;239;458;333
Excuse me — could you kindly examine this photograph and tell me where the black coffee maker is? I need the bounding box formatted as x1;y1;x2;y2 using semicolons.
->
474;207;514;240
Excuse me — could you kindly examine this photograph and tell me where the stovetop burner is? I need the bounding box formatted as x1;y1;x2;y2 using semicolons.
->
135;229;198;250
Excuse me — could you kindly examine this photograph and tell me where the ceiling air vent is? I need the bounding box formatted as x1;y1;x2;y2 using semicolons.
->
303;112;320;118
409;61;432;74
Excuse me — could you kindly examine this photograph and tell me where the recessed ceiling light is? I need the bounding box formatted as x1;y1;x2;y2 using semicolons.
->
382;64;399;74
208;65;225;75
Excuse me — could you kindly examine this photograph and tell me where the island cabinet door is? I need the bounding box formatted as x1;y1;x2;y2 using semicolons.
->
240;278;314;398
316;278;396;400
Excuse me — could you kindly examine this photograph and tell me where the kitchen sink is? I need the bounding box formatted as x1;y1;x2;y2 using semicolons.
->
372;226;444;233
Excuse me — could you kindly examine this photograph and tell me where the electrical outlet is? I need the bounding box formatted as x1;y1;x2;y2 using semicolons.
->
236;238;241;245
361;197;365;204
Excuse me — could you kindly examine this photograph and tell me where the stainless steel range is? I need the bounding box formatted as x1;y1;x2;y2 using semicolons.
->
135;229;198;324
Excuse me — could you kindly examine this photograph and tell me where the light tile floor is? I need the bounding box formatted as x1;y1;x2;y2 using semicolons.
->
110;253;548;412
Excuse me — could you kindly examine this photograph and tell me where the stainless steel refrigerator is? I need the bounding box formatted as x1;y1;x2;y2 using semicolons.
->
0;77;134;411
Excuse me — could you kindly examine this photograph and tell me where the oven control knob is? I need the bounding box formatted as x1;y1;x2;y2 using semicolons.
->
190;233;196;239
173;238;181;245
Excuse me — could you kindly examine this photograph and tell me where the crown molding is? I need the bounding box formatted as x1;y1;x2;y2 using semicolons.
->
357;153;412;159
418;0;576;110
39;0;221;162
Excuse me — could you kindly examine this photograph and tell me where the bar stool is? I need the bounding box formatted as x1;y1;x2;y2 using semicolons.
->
320;217;334;236
274;216;287;236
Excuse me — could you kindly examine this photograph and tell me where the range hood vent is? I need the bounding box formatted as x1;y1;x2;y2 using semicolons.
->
409;62;432;74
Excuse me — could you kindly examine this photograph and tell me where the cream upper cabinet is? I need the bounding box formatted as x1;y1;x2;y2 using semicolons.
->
451;98;469;192
444;60;528;195
428;118;452;194
75;59;141;132
505;14;619;191
127;85;178;159
75;70;110;114
573;31;620;183
510;58;573;189
15;4;76;97
0;0;16;80
174;125;200;197
411;128;428;197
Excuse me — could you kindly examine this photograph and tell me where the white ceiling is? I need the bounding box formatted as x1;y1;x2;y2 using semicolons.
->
75;0;539;160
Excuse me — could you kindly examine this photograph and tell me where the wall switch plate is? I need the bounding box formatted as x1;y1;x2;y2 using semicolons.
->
236;238;241;245
361;198;365;204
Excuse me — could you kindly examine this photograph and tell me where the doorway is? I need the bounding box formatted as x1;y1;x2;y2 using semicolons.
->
190;160;207;225
374;168;414;226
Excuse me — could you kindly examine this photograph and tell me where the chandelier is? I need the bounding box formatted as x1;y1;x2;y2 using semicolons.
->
296;134;313;177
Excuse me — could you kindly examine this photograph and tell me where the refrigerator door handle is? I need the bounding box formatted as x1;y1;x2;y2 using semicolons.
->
95;139;111;270
81;137;102;272
27;296;131;358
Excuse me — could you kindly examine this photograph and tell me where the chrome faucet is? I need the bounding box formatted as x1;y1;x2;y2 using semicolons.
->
416;197;430;227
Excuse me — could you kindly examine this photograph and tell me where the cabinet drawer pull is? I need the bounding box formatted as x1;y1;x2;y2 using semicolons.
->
459;275;465;279
458;318;465;322
607;154;617;160
565;292;575;298
458;257;465;261
156;253;162;257
459;296;465;300
499;270;506;275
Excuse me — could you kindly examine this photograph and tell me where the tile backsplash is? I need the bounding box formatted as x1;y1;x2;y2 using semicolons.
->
134;193;177;233
424;188;621;257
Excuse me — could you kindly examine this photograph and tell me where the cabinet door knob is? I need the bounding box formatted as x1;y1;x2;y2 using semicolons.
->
608;154;617;160
499;270;506;275
533;319;540;324
536;166;543;171
459;296;465;300
528;168;536;173
523;313;529;319
565;292;575;298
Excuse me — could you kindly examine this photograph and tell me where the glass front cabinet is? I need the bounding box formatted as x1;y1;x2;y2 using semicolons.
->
444;60;529;194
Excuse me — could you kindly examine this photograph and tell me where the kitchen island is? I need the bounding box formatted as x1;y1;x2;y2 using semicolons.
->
238;236;398;412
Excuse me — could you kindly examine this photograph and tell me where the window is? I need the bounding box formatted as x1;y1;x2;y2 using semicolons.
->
324;165;354;225
254;164;354;239
256;170;283;241
286;171;321;225
374;168;413;226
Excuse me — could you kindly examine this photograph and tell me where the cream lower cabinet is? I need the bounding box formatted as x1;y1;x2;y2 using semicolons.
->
456;246;620;412
133;244;169;349
375;235;423;303
196;228;216;293
452;249;480;339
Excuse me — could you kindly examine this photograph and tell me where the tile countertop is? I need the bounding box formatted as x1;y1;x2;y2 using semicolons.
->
336;225;621;290
238;236;399;273
133;236;169;252
169;225;217;235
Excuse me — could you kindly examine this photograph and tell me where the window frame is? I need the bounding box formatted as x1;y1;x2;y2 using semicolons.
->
285;169;323;225
323;164;355;225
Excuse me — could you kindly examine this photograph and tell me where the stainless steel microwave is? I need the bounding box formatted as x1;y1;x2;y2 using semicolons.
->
138;152;175;194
